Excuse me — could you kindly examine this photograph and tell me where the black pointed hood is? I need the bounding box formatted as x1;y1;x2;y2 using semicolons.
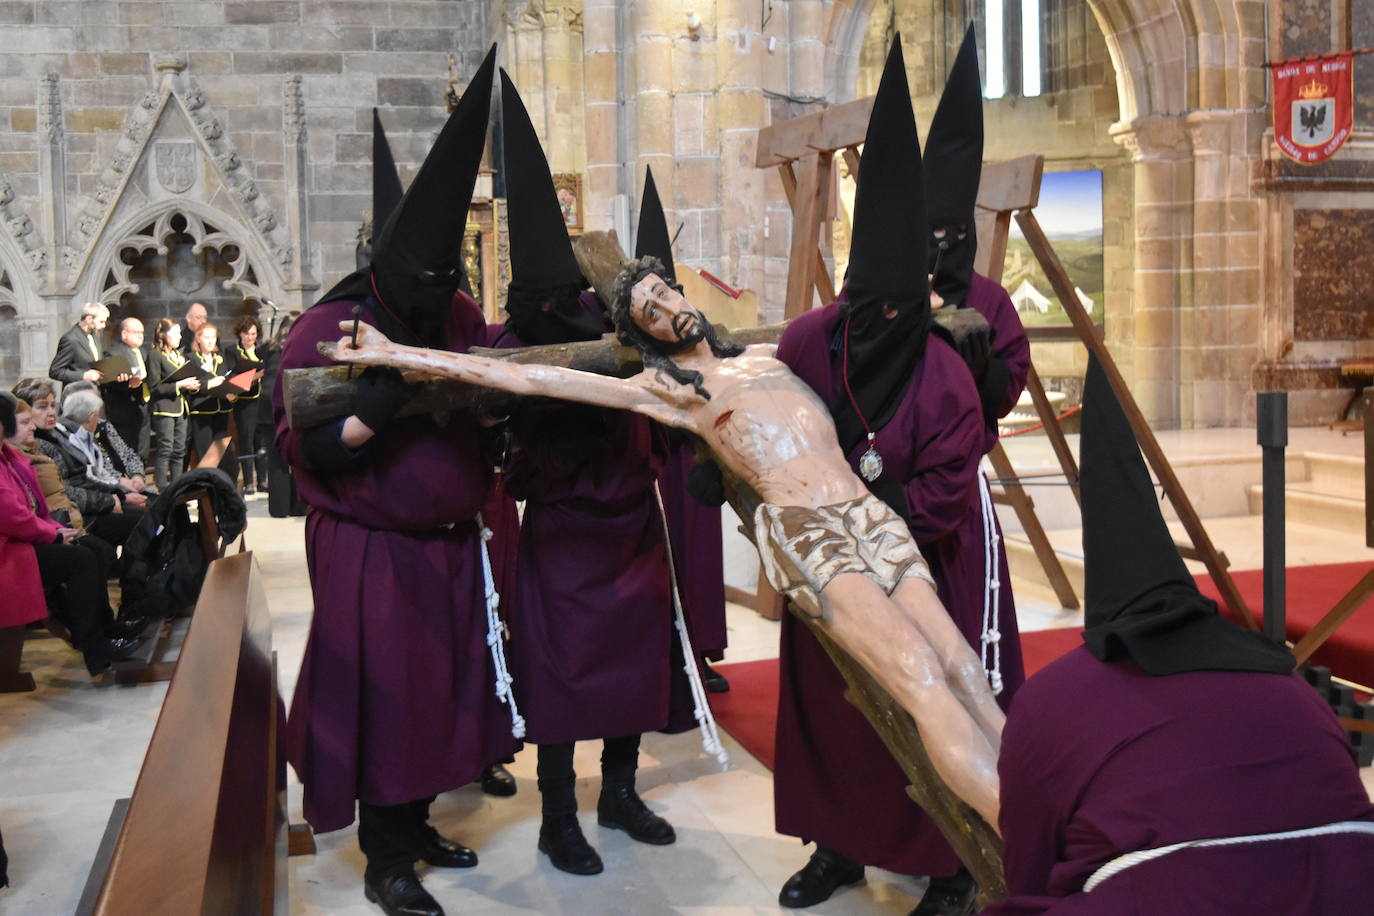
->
498;68;603;346
371;108;404;243
634;166;678;289
365;44;495;347
924;24;983;307
1079;354;1293;675
356;108;404;270
835;34;933;458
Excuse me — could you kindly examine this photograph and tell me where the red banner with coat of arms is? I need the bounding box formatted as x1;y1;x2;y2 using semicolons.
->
1271;52;1354;164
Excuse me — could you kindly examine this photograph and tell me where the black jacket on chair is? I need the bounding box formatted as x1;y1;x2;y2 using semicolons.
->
48;323;103;385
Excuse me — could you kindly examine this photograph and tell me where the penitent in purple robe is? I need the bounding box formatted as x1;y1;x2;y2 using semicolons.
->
655;436;728;659
490;317;696;745
964;272;1031;454
273;293;520;833
773;301;1025;877
984;646;1374;914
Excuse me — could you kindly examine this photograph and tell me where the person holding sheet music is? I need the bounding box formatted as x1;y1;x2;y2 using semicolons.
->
227;314;267;494
101;317;152;468
48;301;111;385
186;323;239;473
147;318;199;490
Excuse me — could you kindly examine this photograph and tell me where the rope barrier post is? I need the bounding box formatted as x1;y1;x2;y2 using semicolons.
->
1257;391;1288;645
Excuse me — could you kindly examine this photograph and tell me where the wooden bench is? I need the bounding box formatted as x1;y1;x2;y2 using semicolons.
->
76;551;313;916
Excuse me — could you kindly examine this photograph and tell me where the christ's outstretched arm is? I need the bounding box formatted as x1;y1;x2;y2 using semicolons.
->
331;320;698;427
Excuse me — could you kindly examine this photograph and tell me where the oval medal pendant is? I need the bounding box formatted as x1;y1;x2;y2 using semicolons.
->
859;439;883;482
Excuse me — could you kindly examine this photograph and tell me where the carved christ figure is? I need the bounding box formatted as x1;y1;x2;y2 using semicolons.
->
330;254;1006;828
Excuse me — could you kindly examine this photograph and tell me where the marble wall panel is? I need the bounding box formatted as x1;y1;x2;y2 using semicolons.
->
1280;0;1331;59
1354;2;1374;127
1292;208;1374;341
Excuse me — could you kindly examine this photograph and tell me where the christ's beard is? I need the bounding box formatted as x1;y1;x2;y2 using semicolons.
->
657;322;705;355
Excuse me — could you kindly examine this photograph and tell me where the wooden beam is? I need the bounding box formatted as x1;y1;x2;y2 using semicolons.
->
1013;208;1259;631
1024;366;1081;507
784;151;827;318
974;155;1044;214
986;444;1079;609
755;96;875;168
777;161;837;306
1291;568;1374;668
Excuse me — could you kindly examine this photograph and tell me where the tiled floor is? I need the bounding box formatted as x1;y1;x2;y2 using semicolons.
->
2;426;1372;914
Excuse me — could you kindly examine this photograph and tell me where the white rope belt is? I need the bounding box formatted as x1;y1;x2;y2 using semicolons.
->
1083;820;1374;892
476;513;525;740
976;469;1003;696
654;482;730;768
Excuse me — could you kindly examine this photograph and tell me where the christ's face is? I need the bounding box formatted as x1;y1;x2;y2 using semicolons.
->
630;273;703;346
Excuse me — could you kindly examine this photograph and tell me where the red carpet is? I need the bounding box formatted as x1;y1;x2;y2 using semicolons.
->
712;561;1374;770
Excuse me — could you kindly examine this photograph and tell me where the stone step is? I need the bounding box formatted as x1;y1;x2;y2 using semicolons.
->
1005;531;1084;606
1302;452;1367;499
1245;483;1367;538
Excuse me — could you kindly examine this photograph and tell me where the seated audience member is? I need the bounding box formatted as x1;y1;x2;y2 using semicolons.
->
985;357;1374;915
61;381;153;495
36;388;145;550
146;318;197;490
0;394;141;676
8;394;124;631
11;379;84;529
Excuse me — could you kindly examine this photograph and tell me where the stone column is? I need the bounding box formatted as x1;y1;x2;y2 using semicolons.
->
581;0;630;232
1110;114;1192;429
282;74;318;310
36;71;67;296
716;0;767;296
633;0;676;254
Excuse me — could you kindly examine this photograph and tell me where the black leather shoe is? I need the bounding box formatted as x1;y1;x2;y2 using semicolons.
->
363;870;444;916
109;616;153;640
596;783;675;845
418;825;477;869
778;846;864;908
480;763;517;797
702;660;730;693
538;813;604;875
909;870;977;916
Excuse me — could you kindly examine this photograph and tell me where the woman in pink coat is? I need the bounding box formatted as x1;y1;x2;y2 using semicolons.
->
1;394;140;674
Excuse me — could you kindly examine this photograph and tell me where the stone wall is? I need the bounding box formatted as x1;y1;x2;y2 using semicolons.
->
0;0;493;375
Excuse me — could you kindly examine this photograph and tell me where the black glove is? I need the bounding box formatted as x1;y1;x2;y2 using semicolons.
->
687;459;727;507
351;366;411;434
956;324;993;385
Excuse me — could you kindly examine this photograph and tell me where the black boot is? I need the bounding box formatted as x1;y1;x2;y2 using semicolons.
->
778;845;864;908
363;869;444;916
597;734;675;845
596;782;676;845
909;869;977;916
538;813;604;875
702;659;730;693
418;825;477;869
480;762;517;797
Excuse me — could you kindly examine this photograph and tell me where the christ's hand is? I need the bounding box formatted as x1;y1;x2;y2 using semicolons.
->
636;369;706;410
335;320;395;365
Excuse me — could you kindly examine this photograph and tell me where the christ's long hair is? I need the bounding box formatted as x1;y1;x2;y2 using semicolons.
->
610;256;743;399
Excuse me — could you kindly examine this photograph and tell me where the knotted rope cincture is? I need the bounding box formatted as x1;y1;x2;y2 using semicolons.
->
977;469;1004;696
654;483;730;769
477;514;525;739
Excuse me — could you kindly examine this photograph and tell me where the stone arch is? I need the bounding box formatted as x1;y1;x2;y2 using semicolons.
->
75;199;283;313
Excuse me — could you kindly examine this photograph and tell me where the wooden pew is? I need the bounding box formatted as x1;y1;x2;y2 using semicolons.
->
77;551;311;916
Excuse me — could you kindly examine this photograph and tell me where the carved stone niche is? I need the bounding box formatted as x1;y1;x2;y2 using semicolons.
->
95;209;269;326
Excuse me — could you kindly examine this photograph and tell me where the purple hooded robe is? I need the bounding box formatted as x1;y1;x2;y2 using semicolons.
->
273;292;520;833
983;646;1374;914
488;313;696;745
655;437;728;659
964;272;1031;453
772;300;1025;877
